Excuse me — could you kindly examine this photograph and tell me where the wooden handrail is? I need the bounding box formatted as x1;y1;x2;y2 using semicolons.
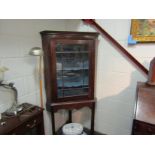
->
82;19;148;76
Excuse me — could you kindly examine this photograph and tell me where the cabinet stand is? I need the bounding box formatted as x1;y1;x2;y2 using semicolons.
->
48;99;96;135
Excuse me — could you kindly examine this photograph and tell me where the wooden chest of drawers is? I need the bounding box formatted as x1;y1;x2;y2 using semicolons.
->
133;120;155;135
132;82;155;135
0;103;44;135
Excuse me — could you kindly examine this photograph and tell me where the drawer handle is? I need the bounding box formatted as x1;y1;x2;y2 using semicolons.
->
26;120;37;128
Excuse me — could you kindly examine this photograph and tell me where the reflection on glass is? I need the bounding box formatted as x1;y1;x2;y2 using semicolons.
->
56;43;62;52
64;88;88;97
62;44;88;52
56;43;89;98
56;53;89;70
58;89;63;97
83;70;88;86
57;71;63;88
63;70;82;87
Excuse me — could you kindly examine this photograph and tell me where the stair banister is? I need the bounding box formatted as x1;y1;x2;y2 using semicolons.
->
82;19;148;76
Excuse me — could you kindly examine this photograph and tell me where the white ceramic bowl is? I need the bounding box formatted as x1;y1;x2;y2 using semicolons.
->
62;123;83;135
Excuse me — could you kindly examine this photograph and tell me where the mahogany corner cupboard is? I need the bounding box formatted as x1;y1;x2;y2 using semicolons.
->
40;31;99;134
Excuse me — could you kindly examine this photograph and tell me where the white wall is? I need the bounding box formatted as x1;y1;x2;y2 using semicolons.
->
65;19;154;134
0;19;68;134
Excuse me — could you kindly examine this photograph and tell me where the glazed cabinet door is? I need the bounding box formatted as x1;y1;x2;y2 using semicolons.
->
50;39;95;102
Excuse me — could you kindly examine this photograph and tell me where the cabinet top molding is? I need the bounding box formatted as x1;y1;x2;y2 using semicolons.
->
40;30;99;37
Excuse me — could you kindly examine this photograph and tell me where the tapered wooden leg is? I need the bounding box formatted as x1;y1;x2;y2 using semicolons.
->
51;110;56;135
37;113;45;135
68;110;72;123
90;102;95;135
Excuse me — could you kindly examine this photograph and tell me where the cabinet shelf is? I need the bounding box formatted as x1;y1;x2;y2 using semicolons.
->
56;51;88;54
58;86;89;90
57;68;89;71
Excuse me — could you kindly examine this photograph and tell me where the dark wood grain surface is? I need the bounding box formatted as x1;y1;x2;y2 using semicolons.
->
133;82;155;134
135;82;155;124
0;103;44;135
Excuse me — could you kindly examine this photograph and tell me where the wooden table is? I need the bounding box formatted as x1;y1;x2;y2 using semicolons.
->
0;103;44;135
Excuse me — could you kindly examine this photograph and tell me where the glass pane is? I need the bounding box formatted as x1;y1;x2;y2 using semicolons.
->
62;44;88;52
58;89;63;97
57;70;63;88
56;43;89;98
63;70;83;88
83;69;89;86
63;53;82;70
63;88;89;97
56;54;63;70
83;53;89;69
56;43;62;52
56;53;89;71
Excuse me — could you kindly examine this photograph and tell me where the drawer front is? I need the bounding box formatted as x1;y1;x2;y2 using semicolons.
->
133;120;155;135
10;114;43;135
